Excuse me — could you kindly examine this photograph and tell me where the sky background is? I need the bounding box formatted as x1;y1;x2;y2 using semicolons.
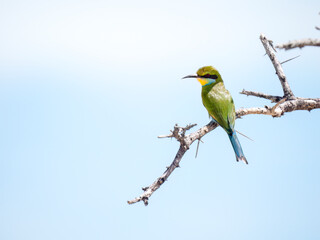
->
1;0;320;239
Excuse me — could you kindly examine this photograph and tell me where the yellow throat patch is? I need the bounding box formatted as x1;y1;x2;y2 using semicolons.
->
197;78;209;86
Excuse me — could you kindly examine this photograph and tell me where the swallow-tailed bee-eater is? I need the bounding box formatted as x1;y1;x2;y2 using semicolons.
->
183;66;248;164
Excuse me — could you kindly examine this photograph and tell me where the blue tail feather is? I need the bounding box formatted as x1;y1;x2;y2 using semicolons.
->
228;131;248;164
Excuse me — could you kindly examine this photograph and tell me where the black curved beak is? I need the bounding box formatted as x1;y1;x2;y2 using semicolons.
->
182;75;198;79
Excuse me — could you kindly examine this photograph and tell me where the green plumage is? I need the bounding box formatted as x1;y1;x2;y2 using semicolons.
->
201;81;235;134
184;66;247;164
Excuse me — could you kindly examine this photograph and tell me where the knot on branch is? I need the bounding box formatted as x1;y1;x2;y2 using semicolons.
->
141;197;149;206
158;123;197;144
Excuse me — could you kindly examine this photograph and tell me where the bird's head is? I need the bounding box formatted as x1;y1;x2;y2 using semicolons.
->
183;66;222;87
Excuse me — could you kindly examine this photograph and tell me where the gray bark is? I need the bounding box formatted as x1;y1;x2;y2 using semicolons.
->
128;34;320;206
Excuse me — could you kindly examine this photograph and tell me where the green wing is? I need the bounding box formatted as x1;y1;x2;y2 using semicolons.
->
202;83;236;134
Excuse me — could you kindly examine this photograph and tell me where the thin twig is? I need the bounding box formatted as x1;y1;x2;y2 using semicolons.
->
280;55;300;64
235;130;254;141
158;134;173;138
195;138;201;158
240;90;282;103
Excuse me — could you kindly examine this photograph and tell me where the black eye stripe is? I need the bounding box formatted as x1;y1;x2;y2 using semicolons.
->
203;74;218;79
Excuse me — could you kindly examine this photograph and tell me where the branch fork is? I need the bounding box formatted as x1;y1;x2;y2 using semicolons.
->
128;34;320;206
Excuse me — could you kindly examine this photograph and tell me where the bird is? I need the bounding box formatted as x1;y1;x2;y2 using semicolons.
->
183;66;248;164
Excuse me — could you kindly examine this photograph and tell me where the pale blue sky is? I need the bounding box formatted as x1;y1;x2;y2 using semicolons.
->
1;0;320;240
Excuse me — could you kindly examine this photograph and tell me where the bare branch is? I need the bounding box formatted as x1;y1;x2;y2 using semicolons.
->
128;121;218;205
128;97;320;205
276;39;320;50
260;34;294;98
237;98;320;118
240;89;282;103
127;145;187;205
128;34;320;206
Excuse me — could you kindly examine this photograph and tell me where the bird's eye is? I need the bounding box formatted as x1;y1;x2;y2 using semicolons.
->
203;74;218;79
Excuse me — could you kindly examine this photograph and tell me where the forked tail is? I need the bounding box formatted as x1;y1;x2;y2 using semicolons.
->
228;131;248;164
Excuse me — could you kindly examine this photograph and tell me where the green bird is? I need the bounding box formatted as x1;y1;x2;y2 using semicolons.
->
183;66;248;164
